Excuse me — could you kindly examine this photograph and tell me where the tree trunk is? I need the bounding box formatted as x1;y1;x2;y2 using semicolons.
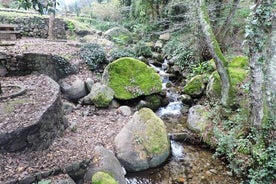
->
197;0;231;106
265;14;276;124
248;2;275;128
216;0;240;46
0;82;2;94
48;0;56;40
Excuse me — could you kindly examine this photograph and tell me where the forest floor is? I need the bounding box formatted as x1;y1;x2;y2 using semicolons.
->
0;37;131;182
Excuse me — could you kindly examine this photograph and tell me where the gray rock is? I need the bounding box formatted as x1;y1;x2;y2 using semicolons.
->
88;83;114;108
62;101;75;114
0;65;8;76
154;40;163;51
117;106;132;116
84;146;126;184
41;174;75;184
187;105;210;133
115;108;170;172
60;77;87;102
159;33;171;41
85;77;94;92
179;94;193;106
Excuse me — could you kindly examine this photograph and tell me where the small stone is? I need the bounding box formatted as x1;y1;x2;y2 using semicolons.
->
209;169;217;174
117;106;132;116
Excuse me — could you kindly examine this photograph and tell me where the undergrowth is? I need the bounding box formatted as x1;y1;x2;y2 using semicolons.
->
211;104;276;184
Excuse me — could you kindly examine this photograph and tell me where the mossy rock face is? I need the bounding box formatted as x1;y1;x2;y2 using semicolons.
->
206;66;248;99
102;57;162;100
89;83;114;108
183;75;205;97
114;108;170;171
91;171;118;184
228;56;248;68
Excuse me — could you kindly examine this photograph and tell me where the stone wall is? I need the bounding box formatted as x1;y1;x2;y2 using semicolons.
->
0;75;67;153
0;52;77;81
0;14;66;39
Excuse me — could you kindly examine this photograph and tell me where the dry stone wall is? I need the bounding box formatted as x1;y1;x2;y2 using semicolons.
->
0;15;66;39
0;52;77;81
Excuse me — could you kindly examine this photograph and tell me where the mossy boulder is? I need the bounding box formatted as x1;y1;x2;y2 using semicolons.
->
91;172;118;184
114;108;170;171
102;57;162;100
88;83;114;108
228;56;248;68
187;105;210;133
183;75;205;97
206;66;248;99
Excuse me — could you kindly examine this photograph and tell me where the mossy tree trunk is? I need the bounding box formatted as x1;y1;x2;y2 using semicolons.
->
248;2;275;129
197;0;231;107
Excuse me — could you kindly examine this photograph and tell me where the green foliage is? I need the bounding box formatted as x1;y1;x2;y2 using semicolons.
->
190;61;214;77
17;0;58;14
211;103;276;183
163;38;197;72
111;35;130;45
245;2;275;53
248;142;276;184
94;20;120;31
109;48;135;61
52;55;77;78
79;43;107;71
66;21;75;32
134;42;152;58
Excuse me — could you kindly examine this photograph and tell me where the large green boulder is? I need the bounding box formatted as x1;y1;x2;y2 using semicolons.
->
102;57;162;100
114;108;170;172
91;171;118;184
183;75;205;97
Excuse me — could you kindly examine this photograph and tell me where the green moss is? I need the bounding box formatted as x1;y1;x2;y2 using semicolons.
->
228;56;249;68
102;57;162;100
209;67;248;97
136;108;169;154
91;172;118;184
228;68;248;85
3;99;28;113
183;75;204;96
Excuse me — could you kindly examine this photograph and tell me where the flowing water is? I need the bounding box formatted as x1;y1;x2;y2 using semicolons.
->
125;60;241;183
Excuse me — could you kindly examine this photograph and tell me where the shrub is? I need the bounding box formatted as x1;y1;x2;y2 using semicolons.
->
52;55;77;78
79;43;107;71
109;48;135;61
163;38;197;73
134;42;152;58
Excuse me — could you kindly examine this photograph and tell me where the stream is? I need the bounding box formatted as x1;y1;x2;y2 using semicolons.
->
125;60;240;184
